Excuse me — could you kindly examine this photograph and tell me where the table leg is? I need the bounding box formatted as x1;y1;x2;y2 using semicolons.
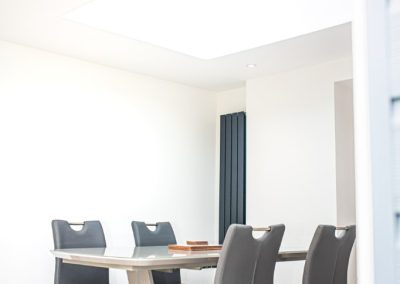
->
127;270;154;284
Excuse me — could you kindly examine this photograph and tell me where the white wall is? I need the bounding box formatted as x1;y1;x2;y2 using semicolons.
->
0;41;216;284
334;80;356;231
246;58;353;284
334;79;357;284
216;88;246;115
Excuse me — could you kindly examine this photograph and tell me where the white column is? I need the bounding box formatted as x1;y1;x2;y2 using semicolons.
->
352;0;396;283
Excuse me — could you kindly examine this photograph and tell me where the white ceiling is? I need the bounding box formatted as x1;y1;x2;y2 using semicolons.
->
0;0;352;91
65;0;351;60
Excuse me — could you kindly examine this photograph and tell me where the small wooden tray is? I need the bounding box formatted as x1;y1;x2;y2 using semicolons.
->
168;244;222;251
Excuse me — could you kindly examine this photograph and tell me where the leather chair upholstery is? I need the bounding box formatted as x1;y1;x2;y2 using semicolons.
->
303;225;356;284
131;221;181;284
52;220;109;284
214;224;285;284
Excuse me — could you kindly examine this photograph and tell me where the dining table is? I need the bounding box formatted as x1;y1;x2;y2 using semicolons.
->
51;246;307;284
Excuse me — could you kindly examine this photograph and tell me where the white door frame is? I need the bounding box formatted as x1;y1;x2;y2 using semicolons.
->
352;0;396;283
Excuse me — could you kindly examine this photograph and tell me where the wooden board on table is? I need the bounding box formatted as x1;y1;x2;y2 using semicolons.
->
186;241;209;245
168;244;222;251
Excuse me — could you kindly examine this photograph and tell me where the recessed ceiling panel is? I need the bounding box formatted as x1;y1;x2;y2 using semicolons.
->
65;0;351;59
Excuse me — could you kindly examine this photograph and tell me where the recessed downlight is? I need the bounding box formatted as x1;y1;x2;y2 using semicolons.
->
246;64;257;68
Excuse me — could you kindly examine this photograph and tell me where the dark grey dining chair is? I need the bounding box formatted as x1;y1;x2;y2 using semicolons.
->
131;221;181;284
214;224;285;284
52;220;109;284
303;225;356;284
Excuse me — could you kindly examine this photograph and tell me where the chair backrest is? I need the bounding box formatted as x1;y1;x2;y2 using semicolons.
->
52;220;109;284
214;224;285;284
131;221;177;246
333;226;356;284
131;221;181;284
303;225;356;284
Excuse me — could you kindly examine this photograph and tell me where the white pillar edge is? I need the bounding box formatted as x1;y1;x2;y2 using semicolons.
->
352;0;396;283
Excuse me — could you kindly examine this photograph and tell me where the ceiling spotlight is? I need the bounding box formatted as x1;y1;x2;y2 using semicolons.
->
246;64;257;68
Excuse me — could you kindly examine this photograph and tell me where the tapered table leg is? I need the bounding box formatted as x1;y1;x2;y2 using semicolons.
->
127;270;154;284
